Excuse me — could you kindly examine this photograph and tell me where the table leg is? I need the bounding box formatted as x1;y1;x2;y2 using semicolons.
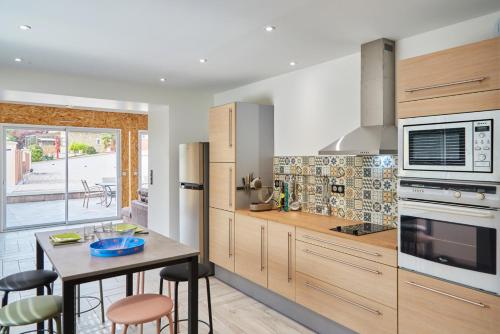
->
62;281;76;334
126;273;133;296
187;256;198;334
36;240;45;332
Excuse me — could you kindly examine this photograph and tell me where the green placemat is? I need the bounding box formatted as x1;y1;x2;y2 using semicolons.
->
50;232;81;244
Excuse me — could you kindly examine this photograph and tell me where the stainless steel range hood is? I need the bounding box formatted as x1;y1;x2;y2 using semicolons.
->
319;38;397;155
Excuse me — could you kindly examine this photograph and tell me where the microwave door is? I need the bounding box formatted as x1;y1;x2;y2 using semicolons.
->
403;122;473;172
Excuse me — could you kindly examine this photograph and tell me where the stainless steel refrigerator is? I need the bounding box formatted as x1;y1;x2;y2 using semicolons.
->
179;142;209;265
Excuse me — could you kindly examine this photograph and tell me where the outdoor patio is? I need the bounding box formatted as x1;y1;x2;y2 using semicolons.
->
6;197;117;229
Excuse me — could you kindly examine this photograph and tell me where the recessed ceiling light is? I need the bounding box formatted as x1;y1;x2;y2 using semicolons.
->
264;25;276;32
14;57;23;62
199;58;207;63
289;61;296;66
160;78;166;82
19;25;32;30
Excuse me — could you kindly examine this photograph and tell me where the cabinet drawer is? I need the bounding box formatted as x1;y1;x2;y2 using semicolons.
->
399;269;500;334
397;37;500;102
296;241;396;308
296;228;396;267
209;103;236;162
209;208;234;272
209;163;235;212
296;272;396;334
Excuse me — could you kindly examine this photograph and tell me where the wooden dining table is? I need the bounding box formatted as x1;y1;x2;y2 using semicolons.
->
35;228;199;334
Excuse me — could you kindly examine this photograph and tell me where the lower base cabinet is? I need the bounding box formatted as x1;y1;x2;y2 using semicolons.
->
398;269;500;334
267;220;295;300
296;272;397;334
234;214;268;287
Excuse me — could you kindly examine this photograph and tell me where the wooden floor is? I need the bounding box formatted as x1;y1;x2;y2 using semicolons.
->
1;226;314;334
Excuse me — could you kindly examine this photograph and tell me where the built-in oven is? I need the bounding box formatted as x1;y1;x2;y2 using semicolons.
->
398;110;499;182
398;179;500;294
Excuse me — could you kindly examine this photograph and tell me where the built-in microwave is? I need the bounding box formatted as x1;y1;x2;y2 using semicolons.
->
398;110;499;182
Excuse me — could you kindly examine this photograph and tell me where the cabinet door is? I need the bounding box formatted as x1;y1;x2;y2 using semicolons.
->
234;213;267;287
397;37;500;103
209;163;235;212
209;103;236;162
268;221;295;300
398;269;500;334
209;208;234;272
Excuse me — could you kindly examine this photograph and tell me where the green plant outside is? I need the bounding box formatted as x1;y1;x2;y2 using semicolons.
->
69;142;97;154
29;145;44;162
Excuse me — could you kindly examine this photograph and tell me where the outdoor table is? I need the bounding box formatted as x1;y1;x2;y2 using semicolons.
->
35;229;199;334
95;182;116;207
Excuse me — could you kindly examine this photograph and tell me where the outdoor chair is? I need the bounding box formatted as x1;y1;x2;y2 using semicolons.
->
81;179;104;208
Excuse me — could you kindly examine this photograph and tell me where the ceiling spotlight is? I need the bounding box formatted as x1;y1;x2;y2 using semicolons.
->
264;25;276;32
14;57;23;62
19;25;32;30
160;78;166;82
199;58;207;63
289;61;296;66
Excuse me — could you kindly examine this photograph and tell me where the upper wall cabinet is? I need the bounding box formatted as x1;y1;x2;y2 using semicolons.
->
397;37;500;118
209;103;236;162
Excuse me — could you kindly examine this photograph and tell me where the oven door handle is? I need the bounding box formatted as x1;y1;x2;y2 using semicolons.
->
399;201;496;219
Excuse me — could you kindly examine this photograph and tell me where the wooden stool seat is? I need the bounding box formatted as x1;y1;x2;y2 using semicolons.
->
107;294;173;325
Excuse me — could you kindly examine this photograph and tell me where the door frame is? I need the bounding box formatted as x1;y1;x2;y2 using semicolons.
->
1;123;122;231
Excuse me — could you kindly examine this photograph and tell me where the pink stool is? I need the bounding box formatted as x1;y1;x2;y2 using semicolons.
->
107;272;174;334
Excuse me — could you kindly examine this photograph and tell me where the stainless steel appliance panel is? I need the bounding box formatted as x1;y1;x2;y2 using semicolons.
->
179;187;204;259
179;143;204;185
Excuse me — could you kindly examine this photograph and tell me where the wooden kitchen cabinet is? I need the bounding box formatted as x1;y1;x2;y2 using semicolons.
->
209;103;236;163
397;37;500;118
209;163;236;212
296;272;397;334
234;213;268;287
209;208;234;272
267;220;295;300
398;269;500;334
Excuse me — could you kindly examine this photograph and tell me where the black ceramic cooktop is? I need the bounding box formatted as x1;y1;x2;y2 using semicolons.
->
331;223;395;236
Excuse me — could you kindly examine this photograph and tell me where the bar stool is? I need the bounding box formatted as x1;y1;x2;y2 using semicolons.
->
0;295;62;334
107;272;174;334
159;263;213;334
0;270;58;333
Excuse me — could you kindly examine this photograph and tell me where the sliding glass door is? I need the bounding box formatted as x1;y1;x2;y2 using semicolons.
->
2;125;120;230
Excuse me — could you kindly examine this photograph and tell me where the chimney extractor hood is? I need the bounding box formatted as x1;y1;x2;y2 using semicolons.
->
319;38;397;155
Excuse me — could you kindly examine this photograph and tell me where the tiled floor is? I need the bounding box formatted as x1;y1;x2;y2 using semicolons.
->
1;225;313;334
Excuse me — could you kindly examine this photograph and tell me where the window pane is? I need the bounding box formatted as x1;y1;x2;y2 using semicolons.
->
139;132;149;189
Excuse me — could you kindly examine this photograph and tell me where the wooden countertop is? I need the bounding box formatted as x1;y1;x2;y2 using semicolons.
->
236;209;398;251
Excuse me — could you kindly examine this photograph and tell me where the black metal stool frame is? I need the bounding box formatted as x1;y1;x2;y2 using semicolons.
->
159;276;213;334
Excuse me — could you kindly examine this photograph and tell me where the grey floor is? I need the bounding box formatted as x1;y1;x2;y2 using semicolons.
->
6;197;117;229
0;225;313;334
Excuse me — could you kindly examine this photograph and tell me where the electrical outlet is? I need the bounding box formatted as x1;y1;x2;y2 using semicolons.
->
331;184;345;194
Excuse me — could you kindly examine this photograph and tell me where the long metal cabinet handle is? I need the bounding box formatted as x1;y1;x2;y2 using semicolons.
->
228;167;233;208
287;232;292;282
302;234;381;257
228;218;232;257
304;249;381;275
260;226;265;271
405;281;487;308
405;76;487;93
305;281;382;315
228;108;233;147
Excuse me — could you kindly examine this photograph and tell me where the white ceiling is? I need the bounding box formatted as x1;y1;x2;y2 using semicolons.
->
1;0;499;91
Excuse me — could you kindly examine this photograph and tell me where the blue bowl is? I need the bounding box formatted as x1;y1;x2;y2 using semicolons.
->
90;237;145;257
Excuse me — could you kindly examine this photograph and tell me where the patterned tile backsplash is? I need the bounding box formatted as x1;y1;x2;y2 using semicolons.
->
273;155;398;226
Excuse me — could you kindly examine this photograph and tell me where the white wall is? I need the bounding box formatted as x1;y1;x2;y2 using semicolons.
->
0;67;212;238
214;11;500;156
